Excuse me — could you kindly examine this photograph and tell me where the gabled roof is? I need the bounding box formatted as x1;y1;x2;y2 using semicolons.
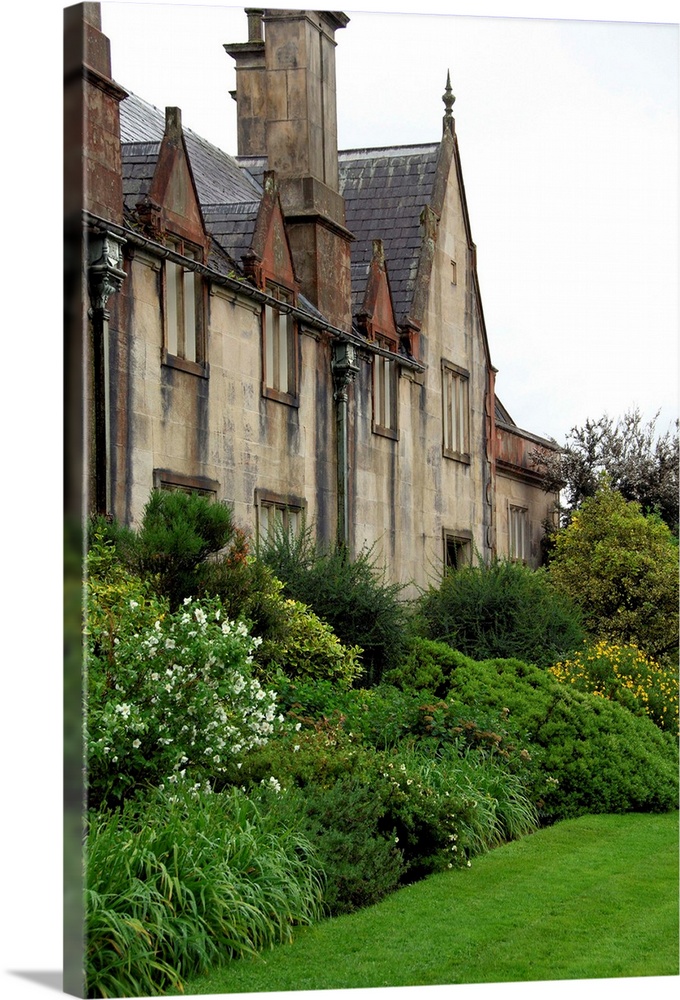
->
120;93;263;269
339;144;439;327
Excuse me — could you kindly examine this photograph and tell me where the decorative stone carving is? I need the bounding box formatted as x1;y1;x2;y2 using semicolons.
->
87;231;127;315
331;340;360;402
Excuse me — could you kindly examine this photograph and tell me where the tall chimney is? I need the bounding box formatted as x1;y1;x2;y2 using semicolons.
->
64;1;127;225
226;9;353;330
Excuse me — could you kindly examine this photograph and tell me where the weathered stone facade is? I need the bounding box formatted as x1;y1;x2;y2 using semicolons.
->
69;4;558;592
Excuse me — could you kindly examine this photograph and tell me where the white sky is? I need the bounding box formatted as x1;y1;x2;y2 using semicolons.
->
99;0;679;442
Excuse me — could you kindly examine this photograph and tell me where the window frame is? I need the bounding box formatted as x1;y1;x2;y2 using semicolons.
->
261;283;299;406
162;235;208;377
442;360;470;463
508;504;529;563
443;529;473;572
255;489;306;550
372;338;399;439
153;469;219;497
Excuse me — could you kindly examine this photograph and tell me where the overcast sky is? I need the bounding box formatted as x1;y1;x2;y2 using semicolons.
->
100;0;679;443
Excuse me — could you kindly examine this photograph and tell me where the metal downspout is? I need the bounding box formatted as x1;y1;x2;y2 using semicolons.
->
331;341;359;549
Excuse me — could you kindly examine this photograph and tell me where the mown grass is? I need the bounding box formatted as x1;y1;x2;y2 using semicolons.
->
184;811;679;994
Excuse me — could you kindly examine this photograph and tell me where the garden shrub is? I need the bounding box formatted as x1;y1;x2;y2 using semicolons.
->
259;521;410;684
263;778;405;915
257;598;364;687
132;489;238;610
443;652;679;822
86;537;284;809
93;496;292;646
381;745;538;877
550;640;679;732
384;637;474;697
415;559;584;669
548;482;679;662
86;784;325;998
276;677;424;750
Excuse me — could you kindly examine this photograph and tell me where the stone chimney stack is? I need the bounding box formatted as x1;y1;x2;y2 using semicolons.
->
64;2;127;225
226;9;353;331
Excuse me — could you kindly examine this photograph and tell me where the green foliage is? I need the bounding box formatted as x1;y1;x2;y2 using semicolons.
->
86;536;283;809
442;652;679;822
257;598;364;687
378;745;538;879
384;637;473;697
415;560;584;669
532;407;679;532
549;482;679;661
264;779;405;915
133;489;237;609
94;494;291;649
550;640;679;732
259;521;410;684
86;785;325;998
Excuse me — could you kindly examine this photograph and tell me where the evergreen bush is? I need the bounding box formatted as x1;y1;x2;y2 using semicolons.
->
443;652;679;822
257;598;364;687
259;521;410;684
415;559;584;669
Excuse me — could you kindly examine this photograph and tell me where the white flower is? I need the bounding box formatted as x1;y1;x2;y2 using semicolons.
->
132;739;141;749
129;600;139;609
183;597;192;605
295;722;302;732
293;744;300;752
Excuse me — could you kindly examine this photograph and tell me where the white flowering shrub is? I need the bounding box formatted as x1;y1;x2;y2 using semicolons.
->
86;539;283;808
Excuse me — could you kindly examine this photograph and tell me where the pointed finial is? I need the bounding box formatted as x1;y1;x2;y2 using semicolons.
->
443;71;455;131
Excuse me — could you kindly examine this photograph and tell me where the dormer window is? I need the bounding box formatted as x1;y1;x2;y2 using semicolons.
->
262;283;298;404
163;236;206;374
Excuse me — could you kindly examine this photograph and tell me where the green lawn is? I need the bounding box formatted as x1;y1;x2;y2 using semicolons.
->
184;811;679;995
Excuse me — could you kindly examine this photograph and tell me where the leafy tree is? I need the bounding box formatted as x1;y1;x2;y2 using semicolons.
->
548;482;679;663
533;408;679;533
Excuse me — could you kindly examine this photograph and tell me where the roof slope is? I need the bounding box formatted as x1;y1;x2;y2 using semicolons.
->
339;144;440;326
120;93;262;267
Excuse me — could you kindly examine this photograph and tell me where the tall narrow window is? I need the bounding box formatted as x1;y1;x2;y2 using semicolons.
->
442;361;470;461
163;237;205;370
373;340;398;438
509;505;528;562
262;284;298;403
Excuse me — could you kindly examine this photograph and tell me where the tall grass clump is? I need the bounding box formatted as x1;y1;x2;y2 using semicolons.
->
259;520;409;684
416;559;584;669
86;785;325;998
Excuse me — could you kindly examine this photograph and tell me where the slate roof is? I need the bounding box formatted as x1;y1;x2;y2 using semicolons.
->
118;94;443;329
119;93;262;269
339;144;440;326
